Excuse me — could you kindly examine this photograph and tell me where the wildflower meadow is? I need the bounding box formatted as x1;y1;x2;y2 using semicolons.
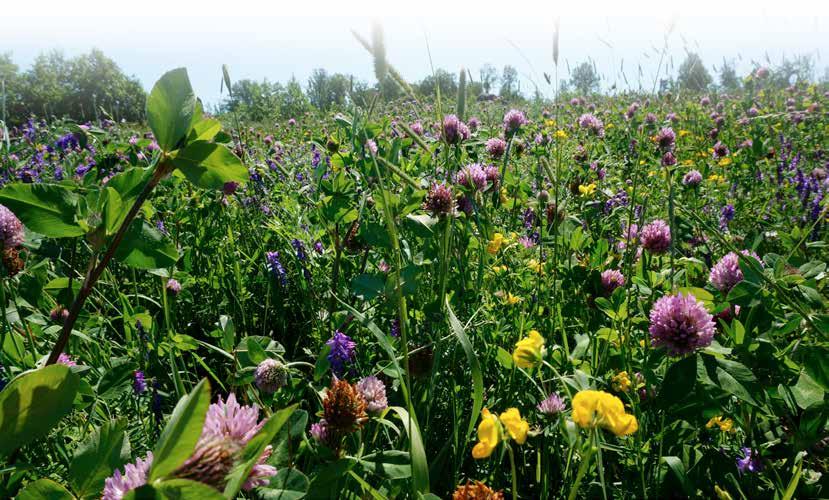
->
0;20;828;500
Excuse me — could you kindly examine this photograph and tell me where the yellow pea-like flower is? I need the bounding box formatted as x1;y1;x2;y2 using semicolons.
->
487;233;506;255
578;183;597;196
513;330;544;369
472;408;501;459
499;408;529;445
572;390;638;436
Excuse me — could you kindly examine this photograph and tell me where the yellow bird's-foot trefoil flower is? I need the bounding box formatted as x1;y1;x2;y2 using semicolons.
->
498;408;529;445
472;408;501;459
572;390;638;436
513;330;544;368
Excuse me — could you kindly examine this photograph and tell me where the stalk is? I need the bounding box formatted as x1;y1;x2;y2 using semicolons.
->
46;161;172;365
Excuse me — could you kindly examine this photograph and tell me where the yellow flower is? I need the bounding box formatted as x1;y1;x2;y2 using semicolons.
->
714;485;733;500
472;408;501;459
606;123;615;129
513;330;544;368
571;390;638;436
527;259;543;273
611;371;632;393
708;174;726;183
678;129;691;137
718;157;733;167
487;233;506;255
503;292;522;305
706;416;735;433
682;159;694;167
491;265;508;274
499;408;529;445
578;183;597;196
500;187;509;204
554;129;567;139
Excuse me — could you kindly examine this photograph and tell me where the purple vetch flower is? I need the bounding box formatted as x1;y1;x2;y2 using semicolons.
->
57;353;76;367
649;292;716;356
600;269;625;294
356;376;388;414
165;279;181;296
503;109;528;134
0;205;24;249
537;392;566;416
291;239;308;262
266;251;288;286
737;447;762;473
640;219;671;254
255;358;288;393
719;204;735;231
709;250;762;293
423;182;454;216
326;331;356;375
102;453;153;500
132;371;147;395
313;241;324;254
485;137;507;159
390;318;401;338
683;170;703;187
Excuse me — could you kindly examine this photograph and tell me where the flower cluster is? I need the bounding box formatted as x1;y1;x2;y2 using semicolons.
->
649;292;716;356
472;407;529;459
571;390;638;436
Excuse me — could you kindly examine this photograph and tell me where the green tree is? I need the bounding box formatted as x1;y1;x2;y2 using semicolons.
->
499;65;519;99
718;58;741;92
417;69;457;99
570;61;601;95
676;52;712;93
479;64;498;95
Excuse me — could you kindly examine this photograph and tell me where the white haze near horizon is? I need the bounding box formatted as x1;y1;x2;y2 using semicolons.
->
1;15;828;109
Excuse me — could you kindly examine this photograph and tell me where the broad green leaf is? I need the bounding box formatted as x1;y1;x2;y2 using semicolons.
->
114;220;178;270
149;378;211;481
791;372;825;409
103;187;125;236
717;367;757;406
123;479;225;500
187;118;222;142
446;302;484;442
351;273;386;301
259;468;309;500
146;68;196;151
0;365;80;457
70;419;131;497
17;478;74;500
223;404;297;498
658;355;697;409
171;141;247;190
0;183;83;237
357;450;412;479
107;167;154;204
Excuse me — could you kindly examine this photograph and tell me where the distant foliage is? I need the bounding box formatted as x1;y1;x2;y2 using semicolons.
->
1;49;145;125
677;52;713;93
570;61;601;95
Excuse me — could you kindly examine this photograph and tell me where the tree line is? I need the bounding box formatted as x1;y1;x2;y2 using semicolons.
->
1;49;824;127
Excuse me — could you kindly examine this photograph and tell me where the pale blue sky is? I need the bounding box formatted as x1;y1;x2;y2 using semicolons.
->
2;13;827;107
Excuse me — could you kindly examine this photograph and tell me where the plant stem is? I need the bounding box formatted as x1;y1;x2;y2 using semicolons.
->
46;162;171;365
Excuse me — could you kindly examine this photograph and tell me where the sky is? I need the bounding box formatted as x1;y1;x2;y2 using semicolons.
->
2;1;828;107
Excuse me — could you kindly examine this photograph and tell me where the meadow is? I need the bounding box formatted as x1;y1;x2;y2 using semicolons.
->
0;36;827;500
